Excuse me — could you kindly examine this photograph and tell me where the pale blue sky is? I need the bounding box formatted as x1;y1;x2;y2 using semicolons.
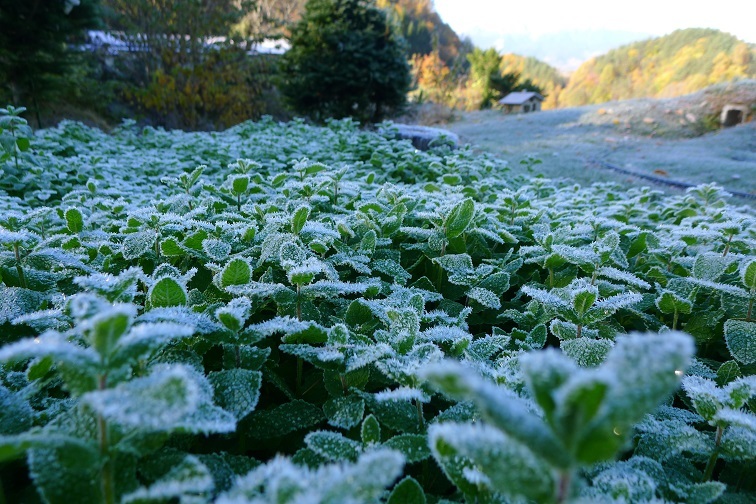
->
433;0;755;44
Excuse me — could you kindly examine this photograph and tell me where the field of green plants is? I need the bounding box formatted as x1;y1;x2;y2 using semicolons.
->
0;107;755;503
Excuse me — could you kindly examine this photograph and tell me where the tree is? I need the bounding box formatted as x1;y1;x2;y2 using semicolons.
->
467;47;544;109
278;0;411;123
0;0;100;125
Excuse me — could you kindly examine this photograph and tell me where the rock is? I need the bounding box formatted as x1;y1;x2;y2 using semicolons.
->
386;124;460;151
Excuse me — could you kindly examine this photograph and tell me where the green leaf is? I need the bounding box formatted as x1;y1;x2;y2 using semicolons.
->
466;287;500;309
15;136;30;151
305;430;362;462
324;396;365;429
429;422;556;502
209;369;262;420
573;289;597;318
444;198;475;239
742;260;756;290
387;476;426;504
716;361;742;387
360;229;377;255
123;455;213;504
245;400;325;440
361;414;381;445
149;277;187;307
90;306;134;359
231;175;249;196
724;319;756;365
64;207;83;233
561;338;613;367
383;434;431;463
655;291;693;315
160;237;184;257
221;258;251;287
291;205;310;234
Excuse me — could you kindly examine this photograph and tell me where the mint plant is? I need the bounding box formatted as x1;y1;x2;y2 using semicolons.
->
0;113;754;502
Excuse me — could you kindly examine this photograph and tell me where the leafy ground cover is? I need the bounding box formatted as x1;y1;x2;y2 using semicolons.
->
0;114;755;503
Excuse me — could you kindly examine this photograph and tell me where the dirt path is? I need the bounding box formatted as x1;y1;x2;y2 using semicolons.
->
443;106;756;199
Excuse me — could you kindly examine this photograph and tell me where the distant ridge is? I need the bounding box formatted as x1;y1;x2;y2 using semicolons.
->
558;28;756;107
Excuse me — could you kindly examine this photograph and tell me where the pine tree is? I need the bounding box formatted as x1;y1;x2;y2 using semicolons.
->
278;0;411;123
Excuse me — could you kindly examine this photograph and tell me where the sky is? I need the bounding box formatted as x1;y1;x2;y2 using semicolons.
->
433;0;755;70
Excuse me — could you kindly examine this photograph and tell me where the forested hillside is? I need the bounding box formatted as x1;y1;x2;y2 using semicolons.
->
560;28;756;107
499;54;567;109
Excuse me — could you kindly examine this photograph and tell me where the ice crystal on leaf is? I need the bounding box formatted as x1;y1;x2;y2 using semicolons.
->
217;449;404;504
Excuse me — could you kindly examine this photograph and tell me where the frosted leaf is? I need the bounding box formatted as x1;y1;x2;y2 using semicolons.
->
208;369;262;420
520;285;569;310
216;297;252;333
202;238;232;261
122;455;214;504
280;344;345;367
0;330;98;370
83;365;200;429
386;476;426;504
592;292;642;312
741;259;756;290
220;258;252;288
305;430;362;462
432;254;474;277
73;267;143;302
720;426;756;461
692;253;736;281
561;338;613;367
301;221;340;239
713;408;756;431
324;396;365;429
113;322;195;366
429;422;556;502
0;228;38;247
724;320;756;365
80;303;137;358
138;307;226;335
0;287;47;324
596;266;650;290
588;460;658;502
301;279;376;298
121;230;157;260
421;326;472;354
682;376;723;423
383;434;431;464
372;259;411;285
605;332;693;424
11;308;69;332
149;277;187;307
279;241;307;269
421;360;564;467
345;343;394;372
287;257;324;285
466;287;501;310
374;387;430;403
725;376;756;408
684;277;748;298
217;449;403;504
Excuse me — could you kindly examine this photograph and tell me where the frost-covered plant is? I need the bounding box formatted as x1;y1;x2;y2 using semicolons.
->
423;332;693;503
1;114;754;502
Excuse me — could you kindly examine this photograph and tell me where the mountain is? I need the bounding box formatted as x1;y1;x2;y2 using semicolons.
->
479;30;654;72
559;28;756;107
498;54;567;109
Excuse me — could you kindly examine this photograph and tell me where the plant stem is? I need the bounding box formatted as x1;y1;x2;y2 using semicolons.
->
98;374;116;504
296;284;302;322
672;309;679;331
722;234;733;257
549;267;554;288
415;399;424;430
13;244;26;289
576;324;582;339
702;425;724;482
556;470;572;503
339;374;348;395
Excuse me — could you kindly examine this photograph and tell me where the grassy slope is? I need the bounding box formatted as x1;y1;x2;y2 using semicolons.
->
441;84;756;197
